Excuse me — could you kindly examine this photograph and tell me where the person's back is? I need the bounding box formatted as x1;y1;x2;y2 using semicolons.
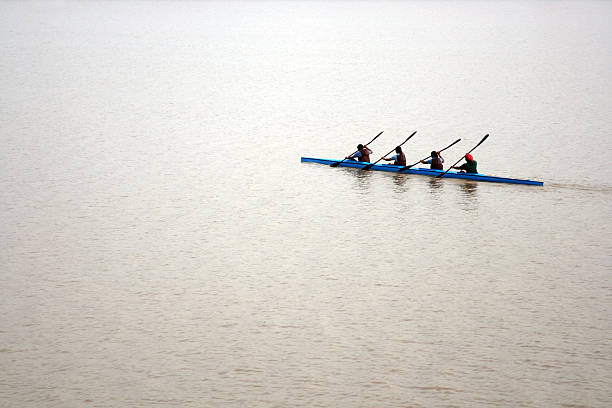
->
394;147;406;166
421;151;444;170
359;145;372;162
382;146;406;166
347;144;372;162
455;153;478;173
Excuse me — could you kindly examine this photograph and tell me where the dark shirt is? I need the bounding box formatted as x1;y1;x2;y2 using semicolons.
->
457;160;478;173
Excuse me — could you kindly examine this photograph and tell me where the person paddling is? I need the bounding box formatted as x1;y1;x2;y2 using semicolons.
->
451;153;478;173
421;150;444;170
381;146;406;166
346;144;373;162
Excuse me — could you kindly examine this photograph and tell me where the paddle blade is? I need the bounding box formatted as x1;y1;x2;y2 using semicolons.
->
398;162;417;172
440;138;462;152
362;163;374;171
479;133;489;144
368;131;384;145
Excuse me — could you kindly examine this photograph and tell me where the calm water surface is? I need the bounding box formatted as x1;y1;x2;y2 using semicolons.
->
1;1;611;407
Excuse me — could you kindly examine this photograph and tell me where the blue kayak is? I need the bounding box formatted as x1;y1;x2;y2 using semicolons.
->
301;157;544;186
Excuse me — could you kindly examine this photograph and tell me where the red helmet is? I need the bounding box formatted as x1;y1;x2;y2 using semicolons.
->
465;153;474;161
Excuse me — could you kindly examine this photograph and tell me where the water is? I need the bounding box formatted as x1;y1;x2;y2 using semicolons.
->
1;1;611;407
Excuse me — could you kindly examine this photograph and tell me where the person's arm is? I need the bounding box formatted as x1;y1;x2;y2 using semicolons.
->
347;151;361;159
421;158;432;164
452;162;466;170
364;145;373;154
439;153;444;163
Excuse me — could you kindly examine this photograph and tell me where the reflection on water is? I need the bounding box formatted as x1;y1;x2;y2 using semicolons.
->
458;181;479;212
342;166;374;192
427;177;444;194
391;173;410;193
459;181;478;197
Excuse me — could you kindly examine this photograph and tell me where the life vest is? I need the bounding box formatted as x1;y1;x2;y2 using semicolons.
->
359;149;371;163
395;153;406;166
430;156;443;170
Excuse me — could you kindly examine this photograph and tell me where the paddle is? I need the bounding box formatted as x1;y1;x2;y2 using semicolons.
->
397;138;462;172
362;131;417;171
330;131;384;167
436;134;489;178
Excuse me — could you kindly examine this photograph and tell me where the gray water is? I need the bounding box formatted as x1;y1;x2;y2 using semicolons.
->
1;1;611;407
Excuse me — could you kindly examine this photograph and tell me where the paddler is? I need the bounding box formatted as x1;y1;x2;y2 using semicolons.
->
381;146;406;166
420;150;444;170
452;153;478;173
346;144;373;162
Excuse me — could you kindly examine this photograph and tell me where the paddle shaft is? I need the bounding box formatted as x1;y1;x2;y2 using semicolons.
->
362;131;418;171
398;138;462;172
330;131;384;167
436;134;489;178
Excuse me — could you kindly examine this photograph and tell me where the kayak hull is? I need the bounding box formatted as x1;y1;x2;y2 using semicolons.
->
301;157;544;186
